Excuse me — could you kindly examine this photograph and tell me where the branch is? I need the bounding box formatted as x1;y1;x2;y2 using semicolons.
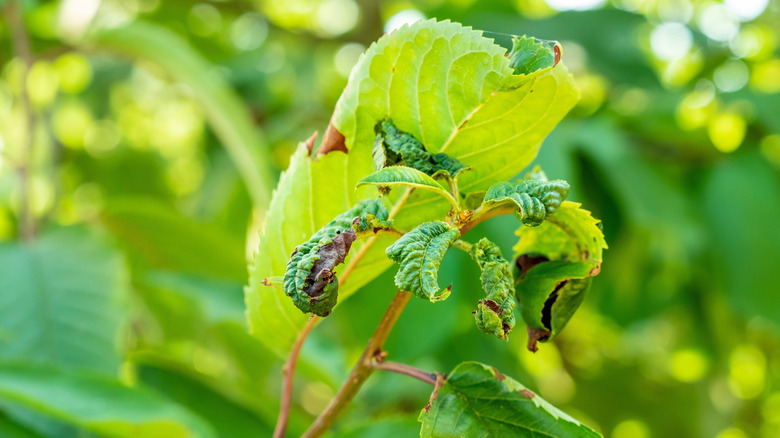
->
301;290;412;437
371;359;437;386
273;315;318;438
458;205;515;235
5;0;36;241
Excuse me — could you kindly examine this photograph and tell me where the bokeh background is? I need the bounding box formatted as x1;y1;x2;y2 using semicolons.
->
1;0;779;437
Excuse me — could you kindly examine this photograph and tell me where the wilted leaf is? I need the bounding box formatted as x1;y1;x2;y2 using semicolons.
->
283;199;390;316
482;179;570;226
513;201;607;351
373;119;468;178
386;222;460;302
469;238;516;340
419;361;600;437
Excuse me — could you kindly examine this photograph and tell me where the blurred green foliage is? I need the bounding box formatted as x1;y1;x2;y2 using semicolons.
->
0;0;779;437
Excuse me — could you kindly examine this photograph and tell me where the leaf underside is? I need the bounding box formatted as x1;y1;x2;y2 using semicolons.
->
357;166;455;206
419;361;601;438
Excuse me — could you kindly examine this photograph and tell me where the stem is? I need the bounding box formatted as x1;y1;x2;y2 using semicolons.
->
458;205;515;235
451;239;473;254
5;0;36;241
371;360;436;386
274;315;318;438
301;290;412;438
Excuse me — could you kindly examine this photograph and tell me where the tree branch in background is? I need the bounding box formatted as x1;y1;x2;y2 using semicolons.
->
4;0;37;241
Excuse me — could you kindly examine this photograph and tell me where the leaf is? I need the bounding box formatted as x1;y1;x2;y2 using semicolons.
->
89;20;274;209
469;239;517;340
0;228;129;375
386;222;460;302
357;166;457;207
513;201;607;351
283;199;390;317
101;197;246;281
0;363;215;438
136;363;272;437
482;179;570;226
328;19;578;228
246;144;394;356
419;361;601;438
508;36;560;75
374;119;468;178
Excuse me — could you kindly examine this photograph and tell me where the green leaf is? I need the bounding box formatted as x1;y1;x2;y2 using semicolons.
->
246;144;394;356
283;199;390;317
386;222;460;302
357;166;457;207
0;363;215;438
136;363;272;437
469;238;516;340
513;201;607;351
0;228;129;375
508;36;560;75
101;197;246;281
374;119;468;178
89;20;274;209
482;179;570;226
329;19;578;228
419;361;600;438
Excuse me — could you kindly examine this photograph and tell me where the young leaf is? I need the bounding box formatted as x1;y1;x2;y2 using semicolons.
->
513;201;607;351
469;238;516;340
508;36;561;76
419;361;601;438
386;222;460;302
482;179;570;226
374;119;468;179
357;166;458;208
284;199;390;316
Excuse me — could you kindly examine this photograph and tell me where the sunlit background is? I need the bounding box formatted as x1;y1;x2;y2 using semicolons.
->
1;0;779;437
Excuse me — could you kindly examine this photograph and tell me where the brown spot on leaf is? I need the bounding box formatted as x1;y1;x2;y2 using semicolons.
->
520;389;535;399
304;131;318;154
424;373;446;413
553;44;561;67
492;368;506;381
318;122;348;155
304;229;357;298
590;262;601;276
527;326;550;353
481;299;500;313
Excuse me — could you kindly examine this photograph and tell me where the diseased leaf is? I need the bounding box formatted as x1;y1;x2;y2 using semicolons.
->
482;179;570;226
386;222;460;302
513;201;607;351
284;199;390;317
246;144;394;357
469;238;516;340
357;166;458;207
374;119;468;179
508;36;560;76
419;361;601;438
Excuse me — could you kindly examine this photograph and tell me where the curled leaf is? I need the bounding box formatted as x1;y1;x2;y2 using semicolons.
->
513;201;607;351
375;119;468;179
483;179;570;226
284;199;390;316
386;221;460;302
508;36;561;76
469;238;516;340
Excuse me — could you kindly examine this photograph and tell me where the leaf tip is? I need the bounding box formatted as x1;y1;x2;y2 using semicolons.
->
527;326;550;353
